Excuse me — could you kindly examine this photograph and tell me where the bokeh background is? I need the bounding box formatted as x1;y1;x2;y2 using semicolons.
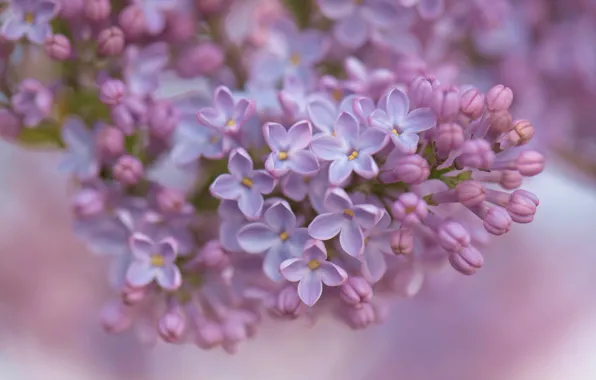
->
2;0;596;379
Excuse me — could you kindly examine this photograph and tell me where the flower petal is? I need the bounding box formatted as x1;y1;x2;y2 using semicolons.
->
289;150;320;175
228;148;254;178
214;86;236;119
308;213;345;240
403;107;436;133
210;174;241;200
395;133;420;153
318;0;355;20
307;98;336;135
369;108;392;132
358;127;388;155
385;87;409;123
197;107;226;129
298;272;323;306
361;248;387;283
353;155;379;179
353;204;381;228
288;120;313;151
157;238;178;262
324;187;353;212
264;246;293;282
234;98;255;125
129;233;154;260
1;17;27;41
220;219;244;252
126;261;156;288
352;96;376;125
419;0;445;20
237;222;278;253
264;122;290;151
251;170;276;194
155;265;182;290
318;262;348;286
334;112;360;146
26;23;51;45
238;189;264;219
363;0;399;26
281;172;309;201
280;257;309;282
311;135;346;161
329;156;353;185
264;201;296;232
302;239;328;262
339;220;364;256
334;13;369;49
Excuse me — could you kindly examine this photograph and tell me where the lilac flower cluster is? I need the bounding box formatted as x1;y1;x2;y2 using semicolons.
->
0;0;545;352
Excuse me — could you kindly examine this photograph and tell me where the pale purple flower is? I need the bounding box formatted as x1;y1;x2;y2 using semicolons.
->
318;0;398;49
58;117;99;180
1;0;58;44
197;86;255;136
311;112;387;185
280;240;348;307
126;233;182;290
370;87;436;153
209;148;275;219
343;57;396;99
218;200;246;253
263;120;319;177
308;188;381;257
360;210;394;282
280;165;330;213
132;0;177;35
170;115;229;165
123;42;170;96
306;95;358;135
237;201;310;281
11;79;52;127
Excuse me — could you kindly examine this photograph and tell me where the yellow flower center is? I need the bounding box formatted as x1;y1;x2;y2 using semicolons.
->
226;119;236;128
332;130;337;137
405;206;416;214
332;89;343;102
391;128;399;136
348;150;359;161
241;177;253;188
344;209;355;217
278;151;289;160
24;12;35;24
290;53;301;66
307;259;321;270
279;231;289;241
151;254;165;267
210;135;219;143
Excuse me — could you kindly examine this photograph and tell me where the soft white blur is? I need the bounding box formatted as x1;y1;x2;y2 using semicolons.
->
1;141;596;380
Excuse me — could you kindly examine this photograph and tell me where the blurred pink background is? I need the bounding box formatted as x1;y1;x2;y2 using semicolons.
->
1;144;596;380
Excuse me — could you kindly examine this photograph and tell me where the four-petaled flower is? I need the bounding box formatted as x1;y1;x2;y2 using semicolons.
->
263;120;320;177
280;239;348;306
210;148;276;219
311;111;387;184
237;201;310;281
1;0;58;44
170;115;229;165
369;87;436;153
360;210;395;282
197;86;255;136
126;232;182;290
308;188;381;256
58;117;99;180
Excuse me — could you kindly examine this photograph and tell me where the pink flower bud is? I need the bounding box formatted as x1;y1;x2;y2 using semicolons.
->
456;180;486;207
431;86;460;121
501;120;534;148
199;240;228;268
99;79;125;105
44;34;71;60
409;75;439;107
486;109;513;138
380;154;429;185
482;206;512;235
159;309;186;343
391;193;428;225
195;321;223;349
516;150;545;177
340;277;373;307
345;302;376;330
100;302;132;333
506;189;538;223
148;100;179;138
434;122;464;157
449;246;483;275
460;87;485;120
195;0;226;14
119;6;146;39
156;188;188;214
175;43;225;78
56;0;84;19
122;284;147;305
96;126;124;157
437;221;471;253
271;286;302;319
165;12;197;42
499;170;523;189
456;139;495;169
0;108;22;141
486;84;513;111
72;188;105;217
85;0;111;22
390;228;414;255
98;27;125;56
113;155;144;185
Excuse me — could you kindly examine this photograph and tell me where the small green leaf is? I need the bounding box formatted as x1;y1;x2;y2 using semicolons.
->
17;121;64;149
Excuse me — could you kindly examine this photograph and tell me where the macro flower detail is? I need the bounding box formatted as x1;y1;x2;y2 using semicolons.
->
198;86;256;136
210;148;276;219
263;120;320;177
1;0;58;44
237;201;310;281
308;188;381;257
126;233;182;290
370;87;436;153
311;111;387;184
280;239;348;306
11;79;52;127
